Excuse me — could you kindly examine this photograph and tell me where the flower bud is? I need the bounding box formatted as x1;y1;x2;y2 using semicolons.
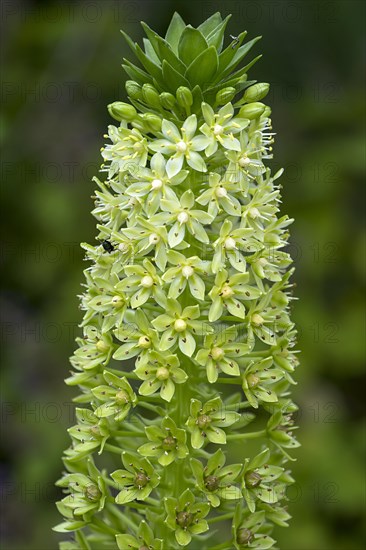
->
176;511;193;528
176;86;193;108
85;484;101;502
96;339;109;352
239;102;266;120
243;83;270;103
215;87;236;105
134;472;149;488
245;470;262;488
162;435;176;451
141;113;162;132
237;528;253;545
125;80;142;100
108;101;137;122
141;84;161;108
204;475;220;492
160;92;177;110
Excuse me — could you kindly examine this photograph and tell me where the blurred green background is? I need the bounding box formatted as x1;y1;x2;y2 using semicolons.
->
1;0;365;549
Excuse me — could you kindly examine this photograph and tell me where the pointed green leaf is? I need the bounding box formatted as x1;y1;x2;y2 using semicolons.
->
185;46;218;87
141;22;186;73
205;15;231;52
178;27;208;66
162;60;190;93
165;12;186;53
198;12;222;37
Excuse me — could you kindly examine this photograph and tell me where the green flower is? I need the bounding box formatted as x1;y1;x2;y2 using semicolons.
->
162;250;210;301
135;351;187;402
70;326;114;372
241;449;289;512
116;520;163;550
225;129;267;192
67;408;110;460
120;218;169;271
200;102;249;155
149;189;213;247
196;172;242;218
195;325;252;383
208;269;262;322
124;152;189;216
149;115;209;177
111;452;160;504
101;122;148;178
232;506;276;549
242;357;284;409
113;309;159;364
152;299;210;357
91;370;137;422
83;272;128;333
164;489;210;546
191;449;242;507
138;416;188;466
55;459;106;532
186;397;240;449
266;411;300;458
117;259;166;309
211;219;253;274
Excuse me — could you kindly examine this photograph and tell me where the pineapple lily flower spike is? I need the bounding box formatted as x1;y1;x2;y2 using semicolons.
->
55;12;300;550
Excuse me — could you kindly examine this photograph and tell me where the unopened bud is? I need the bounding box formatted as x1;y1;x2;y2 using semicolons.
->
141;113;162;132
142;84;161;108
125;80;142;100
243;83;270;103
176;86;193;108
108;101;137;122
239;102;266;120
160;92;177;110
215;87;236;105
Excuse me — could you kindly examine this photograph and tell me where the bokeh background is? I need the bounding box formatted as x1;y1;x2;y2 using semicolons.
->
1;0;365;548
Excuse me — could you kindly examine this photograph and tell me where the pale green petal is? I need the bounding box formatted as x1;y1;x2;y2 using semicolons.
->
166;154;184;178
187;151;207;172
182;114;197;139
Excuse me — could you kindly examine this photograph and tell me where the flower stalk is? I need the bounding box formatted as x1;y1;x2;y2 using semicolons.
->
55;12;299;550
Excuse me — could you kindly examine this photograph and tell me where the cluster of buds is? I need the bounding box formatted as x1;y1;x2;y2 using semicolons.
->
56;12;299;550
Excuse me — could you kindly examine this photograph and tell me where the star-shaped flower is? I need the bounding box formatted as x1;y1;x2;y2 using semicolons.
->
149;115;209;177
70;325;114;372
124;152;188;216
91;370;137;422
162;250;210;301
152;300;211;357
149;189;213;247
121;218;169;271
208;269;262;322
67;408;110;460
241;448;290;513
117;259;166;309
101;123;148;178
164;489;210;546
55;459;106;526
242;357;284;409
85;272;129;332
191;449;242;507
232;506;276;550
196;171;242;218
186;397;240;449
111;452;160;504
211;219;253;274
200;102;249;156
135;351;187;402
113;309;159;365
138;416;188;466
116;521;163;550
195;325;252;383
